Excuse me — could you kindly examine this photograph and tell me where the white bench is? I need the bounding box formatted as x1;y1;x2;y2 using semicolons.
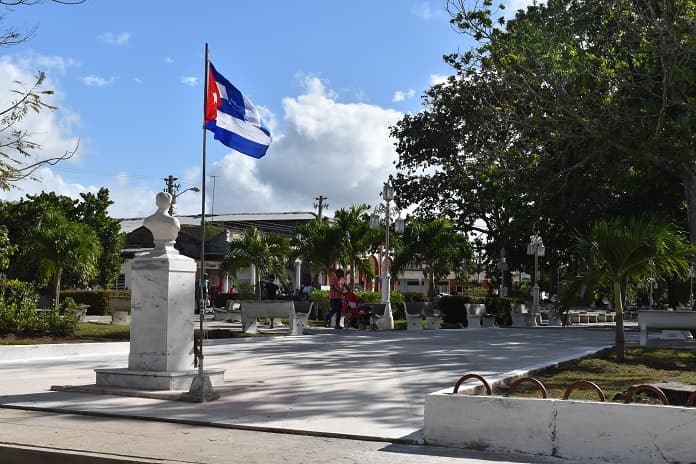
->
240;300;308;335
365;303;389;330
403;302;428;330
637;310;696;347
465;303;491;329
289;301;313;335
214;301;241;322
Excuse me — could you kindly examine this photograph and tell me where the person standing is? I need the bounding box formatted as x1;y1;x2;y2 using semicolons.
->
325;269;347;329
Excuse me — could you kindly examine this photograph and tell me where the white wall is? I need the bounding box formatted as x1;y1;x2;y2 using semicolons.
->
425;390;696;464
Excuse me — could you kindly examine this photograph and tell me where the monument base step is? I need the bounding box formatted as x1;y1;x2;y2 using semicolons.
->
94;367;225;391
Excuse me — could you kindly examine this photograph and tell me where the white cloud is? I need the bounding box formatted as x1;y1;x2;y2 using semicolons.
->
0;56;81;168
180;76;198;87
97;32;131;46
164;57;174;64
81;75;115;87
203;76;403;216
410;2;444;20
133;77;142;84
429;73;449;86
1;67;406;220
392;89;416;102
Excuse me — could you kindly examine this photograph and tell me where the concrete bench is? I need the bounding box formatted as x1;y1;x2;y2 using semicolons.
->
240;300;307;335
289;301;312;335
465;303;492;328
364;303;389;330
403;302;429;330
214;301;241;322
637;310;696;347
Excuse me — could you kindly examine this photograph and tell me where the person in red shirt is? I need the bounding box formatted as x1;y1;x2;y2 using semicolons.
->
325;269;347;329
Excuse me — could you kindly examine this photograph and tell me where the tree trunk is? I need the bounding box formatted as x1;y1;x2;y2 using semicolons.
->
53;268;63;311
613;280;625;362
683;168;696;245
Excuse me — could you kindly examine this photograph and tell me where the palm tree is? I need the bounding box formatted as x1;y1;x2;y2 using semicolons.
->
556;217;695;361
291;219;343;286
333;204;380;287
392;218;472;298
32;209;101;310
223;227;291;300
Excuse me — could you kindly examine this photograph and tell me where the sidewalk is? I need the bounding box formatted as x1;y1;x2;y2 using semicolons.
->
0;327;626;463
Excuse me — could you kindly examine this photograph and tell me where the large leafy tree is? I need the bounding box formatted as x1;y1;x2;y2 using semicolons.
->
391;0;692;272
32;208;101;309
0;188;124;288
223;227;291;300
556;217;695;361
392;218;473;298
74;189;125;288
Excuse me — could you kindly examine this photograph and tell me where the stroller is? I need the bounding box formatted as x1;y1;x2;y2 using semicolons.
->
342;290;371;330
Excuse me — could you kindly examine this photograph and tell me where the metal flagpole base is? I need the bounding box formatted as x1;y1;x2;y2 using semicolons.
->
182;374;219;402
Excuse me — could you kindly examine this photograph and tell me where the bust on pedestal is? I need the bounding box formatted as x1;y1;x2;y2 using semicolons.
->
95;192;224;391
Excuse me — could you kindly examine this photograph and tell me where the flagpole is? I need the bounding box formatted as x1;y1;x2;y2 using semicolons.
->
187;42;217;402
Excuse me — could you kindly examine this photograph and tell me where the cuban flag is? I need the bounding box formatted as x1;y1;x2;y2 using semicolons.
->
205;62;272;159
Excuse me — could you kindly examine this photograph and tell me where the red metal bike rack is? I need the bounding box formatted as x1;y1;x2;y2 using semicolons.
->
624;385;669;405
686;391;696;407
562;380;606;402
508;377;548;398
453;373;492;395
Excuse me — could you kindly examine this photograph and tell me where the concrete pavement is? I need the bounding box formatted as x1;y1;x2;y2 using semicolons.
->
0;326;630;463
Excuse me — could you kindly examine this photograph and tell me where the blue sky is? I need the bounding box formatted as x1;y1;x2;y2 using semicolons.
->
0;0;533;218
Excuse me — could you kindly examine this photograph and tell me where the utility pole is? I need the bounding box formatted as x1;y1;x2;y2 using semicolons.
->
164;175;180;215
314;195;328;220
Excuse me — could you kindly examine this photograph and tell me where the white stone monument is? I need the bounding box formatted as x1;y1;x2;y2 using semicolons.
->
95;192;224;391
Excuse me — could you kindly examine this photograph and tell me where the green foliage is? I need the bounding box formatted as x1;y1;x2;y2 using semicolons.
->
0;189;123;291
484;297;515;327
438;295;469;326
0;279;75;335
392;218;473;297
393;0;696;278
61;289;130;315
333;205;381;285
0;225;16;271
402;292;426;302
291;219;345;279
223;227;291;300
308;289;329;320
557;216;696;361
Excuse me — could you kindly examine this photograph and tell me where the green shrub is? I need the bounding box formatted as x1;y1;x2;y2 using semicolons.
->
308;289;329;320
60;290;130;315
485;297;515;327
402;292;426;302
0;280;76;336
439;295;469;326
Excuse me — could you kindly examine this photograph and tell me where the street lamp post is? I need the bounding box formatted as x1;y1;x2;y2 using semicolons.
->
527;232;545;322
689;264;694;309
370;179;404;330
497;248;508;297
170;186;201;216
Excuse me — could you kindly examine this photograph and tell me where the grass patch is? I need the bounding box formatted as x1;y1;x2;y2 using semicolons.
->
511;347;696;402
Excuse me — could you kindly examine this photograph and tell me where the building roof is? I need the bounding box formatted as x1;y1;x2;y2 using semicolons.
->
118;211;317;234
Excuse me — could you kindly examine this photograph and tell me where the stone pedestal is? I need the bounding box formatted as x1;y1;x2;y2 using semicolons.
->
95;192;224;391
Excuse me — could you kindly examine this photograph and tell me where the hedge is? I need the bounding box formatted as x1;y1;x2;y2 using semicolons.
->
60;290;131;315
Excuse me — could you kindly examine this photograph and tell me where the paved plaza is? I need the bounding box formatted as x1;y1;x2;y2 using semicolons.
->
0;326;633;463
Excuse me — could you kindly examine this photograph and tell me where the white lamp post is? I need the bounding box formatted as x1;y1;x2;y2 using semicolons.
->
370;179;404;330
689;264;694;308
170;186;200;216
527;233;545;320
